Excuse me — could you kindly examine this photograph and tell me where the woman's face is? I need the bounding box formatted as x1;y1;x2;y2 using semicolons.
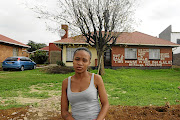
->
73;50;91;73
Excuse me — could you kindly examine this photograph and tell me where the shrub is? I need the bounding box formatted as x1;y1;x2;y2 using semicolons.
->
0;63;2;71
40;66;74;74
56;61;65;66
30;51;48;64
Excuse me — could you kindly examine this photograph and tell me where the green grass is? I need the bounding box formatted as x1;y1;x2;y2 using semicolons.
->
101;68;180;106
0;98;24;110
0;69;73;92
0;68;180;109
22;92;50;99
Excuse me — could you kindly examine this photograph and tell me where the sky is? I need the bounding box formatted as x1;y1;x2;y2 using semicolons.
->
0;0;180;45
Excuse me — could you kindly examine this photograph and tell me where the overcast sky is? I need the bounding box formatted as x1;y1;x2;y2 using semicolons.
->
0;0;180;45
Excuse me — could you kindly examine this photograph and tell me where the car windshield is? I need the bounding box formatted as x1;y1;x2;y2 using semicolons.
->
5;57;18;61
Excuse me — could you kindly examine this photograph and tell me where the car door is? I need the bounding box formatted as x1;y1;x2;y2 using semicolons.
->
26;58;34;69
24;57;31;69
20;58;28;69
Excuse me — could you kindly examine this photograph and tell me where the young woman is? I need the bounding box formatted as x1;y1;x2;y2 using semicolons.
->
61;47;109;120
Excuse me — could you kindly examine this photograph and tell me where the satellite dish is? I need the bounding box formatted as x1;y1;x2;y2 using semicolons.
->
59;29;66;37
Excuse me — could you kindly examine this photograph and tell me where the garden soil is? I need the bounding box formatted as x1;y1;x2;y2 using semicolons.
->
0;104;179;120
0;66;180;120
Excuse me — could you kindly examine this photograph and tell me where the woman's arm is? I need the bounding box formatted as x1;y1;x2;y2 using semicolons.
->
61;79;75;120
95;74;109;120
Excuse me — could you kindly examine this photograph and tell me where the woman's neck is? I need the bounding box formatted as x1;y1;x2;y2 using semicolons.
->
74;71;89;80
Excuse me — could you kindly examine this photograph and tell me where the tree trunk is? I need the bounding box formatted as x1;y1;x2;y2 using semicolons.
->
97;51;105;75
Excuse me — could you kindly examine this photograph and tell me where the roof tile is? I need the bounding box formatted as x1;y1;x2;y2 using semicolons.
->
39;46;49;51
54;31;180;47
0;34;30;48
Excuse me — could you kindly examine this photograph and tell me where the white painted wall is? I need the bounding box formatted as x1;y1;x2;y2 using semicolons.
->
62;45;97;67
171;32;180;54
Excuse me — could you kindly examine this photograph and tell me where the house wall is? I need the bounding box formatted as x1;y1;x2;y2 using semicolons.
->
21;48;30;57
62;45;97;67
159;25;172;41
0;44;24;62
112;46;172;67
173;53;180;66
159;25;180;54
49;43;62;64
171;32;180;54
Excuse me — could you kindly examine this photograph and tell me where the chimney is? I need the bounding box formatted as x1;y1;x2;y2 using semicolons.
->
61;25;68;39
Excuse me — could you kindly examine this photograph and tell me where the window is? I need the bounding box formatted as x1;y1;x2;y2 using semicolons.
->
177;39;180;44
20;57;30;61
13;48;19;56
125;48;137;59
105;49;111;61
25;58;31;61
149;49;160;60
46;52;49;56
20;58;26;61
66;48;77;61
5;57;18;61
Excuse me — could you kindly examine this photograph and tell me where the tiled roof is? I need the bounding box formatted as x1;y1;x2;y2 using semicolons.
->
39;46;49;51
54;31;180;47
54;35;87;44
115;31;180;47
0;34;30;48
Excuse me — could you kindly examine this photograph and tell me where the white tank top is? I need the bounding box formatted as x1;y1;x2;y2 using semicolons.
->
67;73;101;120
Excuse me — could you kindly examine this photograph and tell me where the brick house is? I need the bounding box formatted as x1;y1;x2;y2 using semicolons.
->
39;46;49;52
49;26;180;68
36;46;49;56
0;34;30;62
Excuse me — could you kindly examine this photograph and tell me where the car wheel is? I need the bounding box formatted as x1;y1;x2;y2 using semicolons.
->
20;66;24;71
3;68;8;71
33;65;36;69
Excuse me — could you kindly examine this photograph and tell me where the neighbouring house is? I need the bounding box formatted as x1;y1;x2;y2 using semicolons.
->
49;25;180;68
159;25;180;65
34;46;49;56
39;46;49;52
0;34;30;62
28;46;49;56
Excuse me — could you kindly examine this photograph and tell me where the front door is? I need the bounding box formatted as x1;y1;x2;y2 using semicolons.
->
104;49;111;66
50;51;62;64
13;48;19;56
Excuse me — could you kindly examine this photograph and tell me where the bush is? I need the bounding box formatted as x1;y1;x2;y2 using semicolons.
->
56;61;65;66
0;63;2;71
30;51;48;64
40;66;74;74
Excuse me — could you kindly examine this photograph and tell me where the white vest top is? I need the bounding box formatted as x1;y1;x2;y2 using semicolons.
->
67;73;101;120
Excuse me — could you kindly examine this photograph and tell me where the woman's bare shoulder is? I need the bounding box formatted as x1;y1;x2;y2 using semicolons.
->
62;78;68;88
94;73;104;85
94;73;102;79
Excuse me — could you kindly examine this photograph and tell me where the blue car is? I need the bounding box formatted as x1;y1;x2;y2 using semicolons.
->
2;56;36;71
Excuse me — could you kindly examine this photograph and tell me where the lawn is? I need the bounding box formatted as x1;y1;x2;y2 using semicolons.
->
0;68;179;109
103;68;180;106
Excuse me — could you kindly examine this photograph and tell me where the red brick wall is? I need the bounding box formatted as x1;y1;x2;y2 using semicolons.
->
111;46;172;67
49;43;61;51
49;43;62;63
61;25;68;39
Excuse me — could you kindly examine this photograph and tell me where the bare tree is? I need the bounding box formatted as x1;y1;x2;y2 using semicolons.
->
31;0;137;75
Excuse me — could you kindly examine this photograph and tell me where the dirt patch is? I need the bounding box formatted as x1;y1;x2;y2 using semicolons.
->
0;96;61;120
105;105;180;120
15;97;42;104
40;66;74;74
0;83;179;120
0;104;179;120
